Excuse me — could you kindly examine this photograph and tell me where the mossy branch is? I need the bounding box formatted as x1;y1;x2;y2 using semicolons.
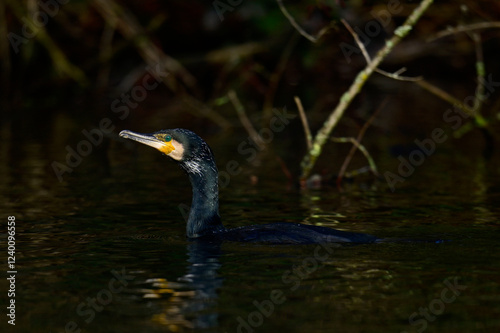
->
300;0;434;180
416;31;490;139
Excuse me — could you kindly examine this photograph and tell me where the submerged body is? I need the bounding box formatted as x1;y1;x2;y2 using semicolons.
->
203;223;377;244
119;128;378;244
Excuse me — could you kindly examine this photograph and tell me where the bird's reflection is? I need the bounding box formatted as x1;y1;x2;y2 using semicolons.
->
177;240;224;329
139;240;224;330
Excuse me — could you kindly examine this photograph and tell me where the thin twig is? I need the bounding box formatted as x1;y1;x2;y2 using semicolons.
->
341;19;371;63
393;67;408;76
419;27;490;139
335;99;386;188
416;78;489;135
376;68;422;82
454;32;489;138
341;18;422;82
428;22;500;42
277;0;318;43
300;0;434;180
471;32;485;115
294;96;313;151
415;79;475;115
344;166;373;178
262;32;299;125
331;137;379;177
276;156;294;183
228;90;265;150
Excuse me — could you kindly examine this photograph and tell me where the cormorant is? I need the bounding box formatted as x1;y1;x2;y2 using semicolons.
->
119;128;378;244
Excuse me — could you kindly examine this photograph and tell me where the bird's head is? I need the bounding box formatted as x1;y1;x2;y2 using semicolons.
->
119;128;223;237
119;129;215;173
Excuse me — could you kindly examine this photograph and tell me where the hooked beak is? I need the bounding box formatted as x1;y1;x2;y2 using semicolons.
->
119;130;175;155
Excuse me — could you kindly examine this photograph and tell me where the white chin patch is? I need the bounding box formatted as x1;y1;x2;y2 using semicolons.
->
168;140;185;161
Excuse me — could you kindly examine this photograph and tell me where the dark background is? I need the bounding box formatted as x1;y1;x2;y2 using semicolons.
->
2;0;500;185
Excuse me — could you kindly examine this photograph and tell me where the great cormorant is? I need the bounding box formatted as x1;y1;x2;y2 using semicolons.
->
119;128;378;244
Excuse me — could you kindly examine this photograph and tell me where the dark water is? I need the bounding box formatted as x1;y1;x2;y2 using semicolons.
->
1;117;500;333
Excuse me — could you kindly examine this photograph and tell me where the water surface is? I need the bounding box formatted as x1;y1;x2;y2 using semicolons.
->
1;118;500;333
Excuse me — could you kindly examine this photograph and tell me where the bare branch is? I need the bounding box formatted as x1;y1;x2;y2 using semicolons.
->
341;18;422;82
428;22;500;42
277;0;319;43
228;90;265;150
294;96;313;151
262;33;299;125
335;99;386;189
341;19;372;63
471;32;485;115
331;137;379;178
415;80;475;116
454;32;489;138
376;68;423;82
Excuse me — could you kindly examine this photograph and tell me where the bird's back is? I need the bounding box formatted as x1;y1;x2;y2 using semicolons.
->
214;223;378;244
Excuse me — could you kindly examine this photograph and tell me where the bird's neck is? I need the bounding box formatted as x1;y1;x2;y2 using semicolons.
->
184;161;225;238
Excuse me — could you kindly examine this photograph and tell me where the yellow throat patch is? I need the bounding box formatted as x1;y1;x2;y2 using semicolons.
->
159;141;175;155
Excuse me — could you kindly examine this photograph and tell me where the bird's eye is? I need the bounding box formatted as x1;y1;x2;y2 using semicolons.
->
164;135;172;142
